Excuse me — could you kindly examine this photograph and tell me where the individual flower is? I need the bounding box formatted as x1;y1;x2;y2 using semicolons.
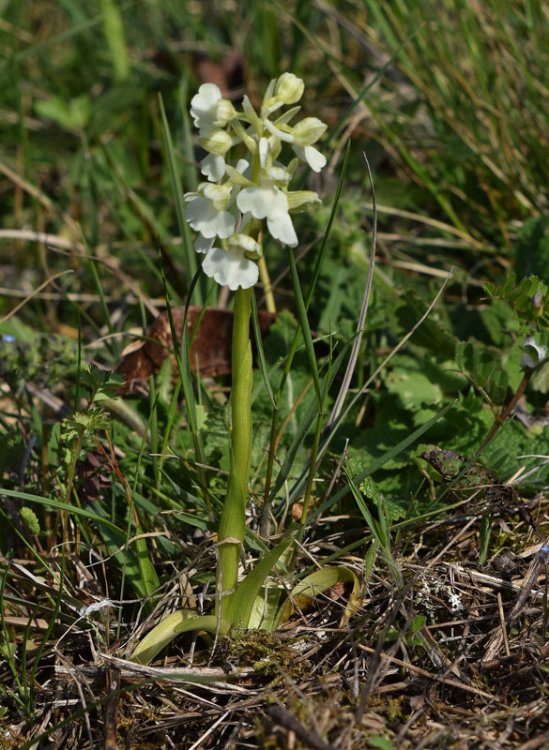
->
262;115;327;172
237;184;297;246
202;236;260;291
190;83;237;133
185;183;236;239
261;73;304;116
274;73;304;105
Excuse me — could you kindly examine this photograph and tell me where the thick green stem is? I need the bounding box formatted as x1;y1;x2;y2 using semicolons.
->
217;287;253;619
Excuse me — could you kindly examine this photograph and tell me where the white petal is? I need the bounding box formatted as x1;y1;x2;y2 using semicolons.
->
293;145;326;173
237;185;288;220
266;165;291;183
236;158;250;175
185;196;235;239
190;83;222;131
267;212;298;246
195;235;215;254
200;153;226;182
237;186;273;219
202;247;259;290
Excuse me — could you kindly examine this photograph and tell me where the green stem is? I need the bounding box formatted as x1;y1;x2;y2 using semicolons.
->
217;287;253;619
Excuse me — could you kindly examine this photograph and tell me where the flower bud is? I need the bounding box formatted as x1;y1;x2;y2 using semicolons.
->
266;165;291;183
275;73;304;105
202;182;232;210
229;233;261;259
292;117;327;146
199;128;233;155
215;99;237;126
287;190;321;211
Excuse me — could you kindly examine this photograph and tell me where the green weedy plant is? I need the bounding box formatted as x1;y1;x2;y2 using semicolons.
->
131;73;358;664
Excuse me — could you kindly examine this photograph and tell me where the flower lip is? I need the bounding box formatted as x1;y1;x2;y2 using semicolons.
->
185;194;235;239
237;185;288;220
200;153;226;182
202;245;259;290
190;83;223;132
293;144;326;173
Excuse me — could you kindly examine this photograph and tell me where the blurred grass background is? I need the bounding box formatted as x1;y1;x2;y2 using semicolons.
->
2;0;548;601
2;0;548;330
1;1;548;743
2;0;548;571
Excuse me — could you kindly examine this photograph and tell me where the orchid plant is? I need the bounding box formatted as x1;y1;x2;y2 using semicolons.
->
131;74;351;664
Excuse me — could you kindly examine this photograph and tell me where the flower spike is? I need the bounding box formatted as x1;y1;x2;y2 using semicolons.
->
184;73;326;289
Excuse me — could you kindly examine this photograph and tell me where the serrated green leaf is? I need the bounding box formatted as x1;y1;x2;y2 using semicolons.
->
385;367;443;411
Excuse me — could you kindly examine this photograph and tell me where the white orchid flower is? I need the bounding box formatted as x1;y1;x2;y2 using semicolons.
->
190;83;222;132
202;243;260;290
237;184;297;246
185;183;236;239
190;83;236;133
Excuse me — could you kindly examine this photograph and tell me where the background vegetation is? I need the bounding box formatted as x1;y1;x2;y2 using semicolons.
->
0;1;548;748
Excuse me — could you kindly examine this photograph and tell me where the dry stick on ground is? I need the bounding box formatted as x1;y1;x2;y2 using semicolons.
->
0;269;74;324
357;644;496;701
0;228;161;317
103;666;121;750
267;704;337;750
477;366;539;455
482;536;549;663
